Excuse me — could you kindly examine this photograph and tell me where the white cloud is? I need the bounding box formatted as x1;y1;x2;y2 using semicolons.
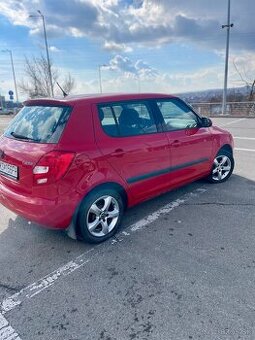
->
0;0;254;52
66;51;255;96
3;51;255;101
49;46;61;52
1;0;255;100
0;1;29;26
107;55;137;74
103;41;133;53
231;52;255;86
105;55;158;80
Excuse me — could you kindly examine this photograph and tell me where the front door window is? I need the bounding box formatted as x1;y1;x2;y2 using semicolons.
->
156;99;199;131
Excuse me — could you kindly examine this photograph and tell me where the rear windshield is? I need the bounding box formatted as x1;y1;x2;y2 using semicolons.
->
4;105;71;143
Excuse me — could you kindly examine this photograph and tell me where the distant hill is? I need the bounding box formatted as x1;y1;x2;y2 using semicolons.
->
177;86;251;103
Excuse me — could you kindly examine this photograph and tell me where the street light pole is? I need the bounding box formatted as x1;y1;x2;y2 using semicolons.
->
98;65;102;93
222;0;233;115
137;76;141;93
1;49;19;102
37;10;54;97
98;64;108;93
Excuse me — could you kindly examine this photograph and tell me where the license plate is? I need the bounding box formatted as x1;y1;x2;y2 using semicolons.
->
0;161;18;180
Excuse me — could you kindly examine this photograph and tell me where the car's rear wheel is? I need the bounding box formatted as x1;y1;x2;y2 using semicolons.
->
78;188;124;243
208;150;234;183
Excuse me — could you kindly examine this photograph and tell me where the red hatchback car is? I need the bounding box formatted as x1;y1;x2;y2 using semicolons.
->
0;93;234;243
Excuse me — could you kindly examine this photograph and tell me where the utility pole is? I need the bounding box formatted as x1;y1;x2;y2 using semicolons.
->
30;10;54;97
222;0;234;115
1;49;19;102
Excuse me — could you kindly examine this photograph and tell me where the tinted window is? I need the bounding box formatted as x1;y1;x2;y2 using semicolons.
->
4;105;71;143
99;106;119;137
156;99;199;131
99;101;157;137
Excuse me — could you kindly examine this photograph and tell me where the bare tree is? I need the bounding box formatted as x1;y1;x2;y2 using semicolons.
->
233;59;255;101
62;73;75;94
19;55;75;98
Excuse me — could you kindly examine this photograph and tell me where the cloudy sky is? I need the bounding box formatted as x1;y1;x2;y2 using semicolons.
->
0;0;254;100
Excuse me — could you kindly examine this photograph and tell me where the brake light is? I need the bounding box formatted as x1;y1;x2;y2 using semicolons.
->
33;151;75;185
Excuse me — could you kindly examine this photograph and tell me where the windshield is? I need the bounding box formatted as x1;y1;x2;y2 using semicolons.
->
4;105;71;143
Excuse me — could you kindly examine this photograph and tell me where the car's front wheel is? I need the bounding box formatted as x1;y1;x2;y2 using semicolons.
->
78;188;124;243
208;150;234;183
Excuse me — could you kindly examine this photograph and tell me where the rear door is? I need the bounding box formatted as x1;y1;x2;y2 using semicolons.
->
93;100;171;202
154;98;213;187
0;104;71;194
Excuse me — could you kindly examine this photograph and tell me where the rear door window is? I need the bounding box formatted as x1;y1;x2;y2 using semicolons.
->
4;105;71;143
98;101;157;137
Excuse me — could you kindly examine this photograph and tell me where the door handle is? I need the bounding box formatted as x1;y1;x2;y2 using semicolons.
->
171;140;181;147
112;148;124;157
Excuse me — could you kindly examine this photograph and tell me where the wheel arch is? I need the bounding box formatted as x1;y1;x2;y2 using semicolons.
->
217;144;233;156
67;181;128;240
86;182;129;208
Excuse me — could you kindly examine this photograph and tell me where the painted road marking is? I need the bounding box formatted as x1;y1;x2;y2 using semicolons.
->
112;188;206;239
0;314;22;340
1;249;94;314
235;148;255;153
1;187;207;315
219;118;247;126
130;198;186;232
234;136;255;141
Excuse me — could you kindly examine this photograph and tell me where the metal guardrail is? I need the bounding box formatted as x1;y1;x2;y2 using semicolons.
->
191;102;255;117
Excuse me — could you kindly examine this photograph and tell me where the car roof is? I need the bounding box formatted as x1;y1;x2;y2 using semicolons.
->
24;93;176;106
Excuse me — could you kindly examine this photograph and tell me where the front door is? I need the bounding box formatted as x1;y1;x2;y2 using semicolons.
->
154;98;213;187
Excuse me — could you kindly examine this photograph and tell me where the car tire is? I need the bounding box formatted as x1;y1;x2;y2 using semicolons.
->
78;188;124;244
207;149;234;183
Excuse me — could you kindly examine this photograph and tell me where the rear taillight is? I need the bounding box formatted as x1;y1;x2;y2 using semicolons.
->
33;151;75;185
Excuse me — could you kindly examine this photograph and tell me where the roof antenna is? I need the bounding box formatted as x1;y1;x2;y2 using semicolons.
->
56;82;68;97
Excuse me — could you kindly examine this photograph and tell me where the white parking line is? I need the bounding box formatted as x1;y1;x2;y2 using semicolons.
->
0;314;22;340
130;198;187;232
1;249;94;314
219;118;247;126
235;148;255;153
234;137;255;141
1;187;207;315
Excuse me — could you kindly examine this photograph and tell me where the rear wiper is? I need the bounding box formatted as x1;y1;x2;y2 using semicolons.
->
10;131;40;142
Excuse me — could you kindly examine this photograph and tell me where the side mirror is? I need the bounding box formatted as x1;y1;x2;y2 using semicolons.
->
200;117;212;128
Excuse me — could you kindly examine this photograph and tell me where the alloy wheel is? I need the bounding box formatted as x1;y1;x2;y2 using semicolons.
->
86;195;120;237
212;155;232;181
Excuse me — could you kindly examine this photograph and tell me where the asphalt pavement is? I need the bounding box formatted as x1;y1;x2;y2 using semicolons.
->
0;116;255;340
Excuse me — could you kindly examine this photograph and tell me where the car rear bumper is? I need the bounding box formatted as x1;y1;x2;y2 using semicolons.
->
0;182;75;229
